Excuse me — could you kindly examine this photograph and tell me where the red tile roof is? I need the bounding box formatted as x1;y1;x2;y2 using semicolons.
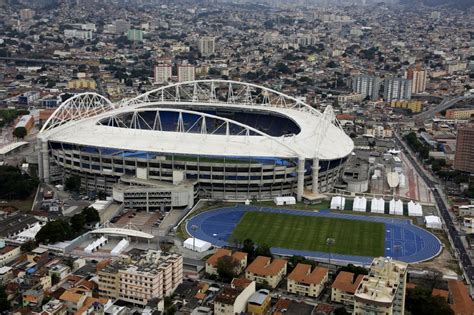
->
448;280;474;315
331;271;364;294
246;256;286;277
288;264;328;285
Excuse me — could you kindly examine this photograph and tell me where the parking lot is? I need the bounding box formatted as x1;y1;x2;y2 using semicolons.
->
111;210;165;235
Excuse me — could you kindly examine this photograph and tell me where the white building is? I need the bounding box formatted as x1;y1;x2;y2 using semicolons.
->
383;78;412;102
354;257;408;315
351;75;381;100
198;37;216;56
154;64;173;84
64;29;93;40
405;68;427;94
19;8;34;20
178;64;195;82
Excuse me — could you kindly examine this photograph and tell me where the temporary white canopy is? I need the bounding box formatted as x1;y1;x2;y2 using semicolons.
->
408;201;423;217
389;198;404;216
425;216;442;229
399;174;406;188
111;238;129;255
330;196;346;210
274;196;296;206
371;198;385;214
183;238;212;252
84;236;108;253
353;196;367;212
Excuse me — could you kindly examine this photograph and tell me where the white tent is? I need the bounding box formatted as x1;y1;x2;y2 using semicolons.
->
353;196;367;212
371;198;385;214
84;236;108;253
330;196;346;210
183;238;212;252
389;198;404;215
111;238;129;255
425;216;442;229
274;196;296;206
399;174;406;188
408;201;423;217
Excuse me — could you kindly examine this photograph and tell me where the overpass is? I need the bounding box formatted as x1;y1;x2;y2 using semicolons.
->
414;94;474;120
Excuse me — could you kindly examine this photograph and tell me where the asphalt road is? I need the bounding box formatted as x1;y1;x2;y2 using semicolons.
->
394;132;474;284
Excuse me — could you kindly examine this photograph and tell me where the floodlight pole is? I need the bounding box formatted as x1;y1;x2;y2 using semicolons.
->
191;224;199;251
327;238;335;265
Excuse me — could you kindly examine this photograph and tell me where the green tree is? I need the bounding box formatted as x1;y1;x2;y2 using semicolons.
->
337;264;369;276
216;255;240;283
82;207;100;223
12;126;27;139
242;239;255;260
288;255;316;272
70;213;86;232
405;287;453;315
0;166;38;200
20;240;37;252
255;244;272;258
65;175;81;192
334;307;350;315
97;190;107;200
0;286;10;312
35;219;73;244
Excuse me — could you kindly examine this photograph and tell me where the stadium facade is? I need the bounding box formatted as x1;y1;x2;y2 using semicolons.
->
37;80;353;210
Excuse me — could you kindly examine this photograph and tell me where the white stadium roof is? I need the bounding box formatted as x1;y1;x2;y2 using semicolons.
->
90;227;154;239
39;81;354;160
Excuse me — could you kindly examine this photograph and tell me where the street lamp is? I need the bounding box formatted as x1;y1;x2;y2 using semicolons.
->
326;238;335;265
191;224;199;251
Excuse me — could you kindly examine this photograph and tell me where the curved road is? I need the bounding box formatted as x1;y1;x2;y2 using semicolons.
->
414;95;474;120
395;133;474;284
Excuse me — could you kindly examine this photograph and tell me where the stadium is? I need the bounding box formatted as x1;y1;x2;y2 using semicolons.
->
37;80;353;210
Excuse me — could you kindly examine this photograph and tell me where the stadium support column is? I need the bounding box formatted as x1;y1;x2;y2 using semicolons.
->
312;157;319;194
297;157;305;202
37;138;43;180
41;138;50;183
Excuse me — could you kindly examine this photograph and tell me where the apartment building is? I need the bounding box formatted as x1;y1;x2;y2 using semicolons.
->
198;36;216;56
154;64;173;84
178;64;196;82
405;67;427;94
454;122;474;174
354;257;408;315
287;264;329;298
205;248;248;276
245;256;287;289
247;289;271;314
331;271;365;306
445;108;474;120
365;125;393;138
390;100;423;113
383;78;412;102
0;245;21;267
351;75;381;100
98;250;183;306
67;79;97;90
214;280;255;315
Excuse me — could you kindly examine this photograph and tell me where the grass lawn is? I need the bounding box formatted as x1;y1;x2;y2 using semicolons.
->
230;212;385;257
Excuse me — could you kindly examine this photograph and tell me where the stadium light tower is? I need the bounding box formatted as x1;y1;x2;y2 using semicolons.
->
327;237;335;264
191;224;199;251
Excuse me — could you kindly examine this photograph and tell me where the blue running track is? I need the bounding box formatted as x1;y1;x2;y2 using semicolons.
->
186;205;442;265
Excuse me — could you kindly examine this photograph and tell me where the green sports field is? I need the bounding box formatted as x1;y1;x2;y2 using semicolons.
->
230;212;385;257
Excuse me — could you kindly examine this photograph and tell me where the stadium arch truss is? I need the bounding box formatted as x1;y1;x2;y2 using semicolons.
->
37;80;354;207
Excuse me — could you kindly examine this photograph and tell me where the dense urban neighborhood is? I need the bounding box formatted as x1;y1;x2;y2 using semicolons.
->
0;0;473;314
